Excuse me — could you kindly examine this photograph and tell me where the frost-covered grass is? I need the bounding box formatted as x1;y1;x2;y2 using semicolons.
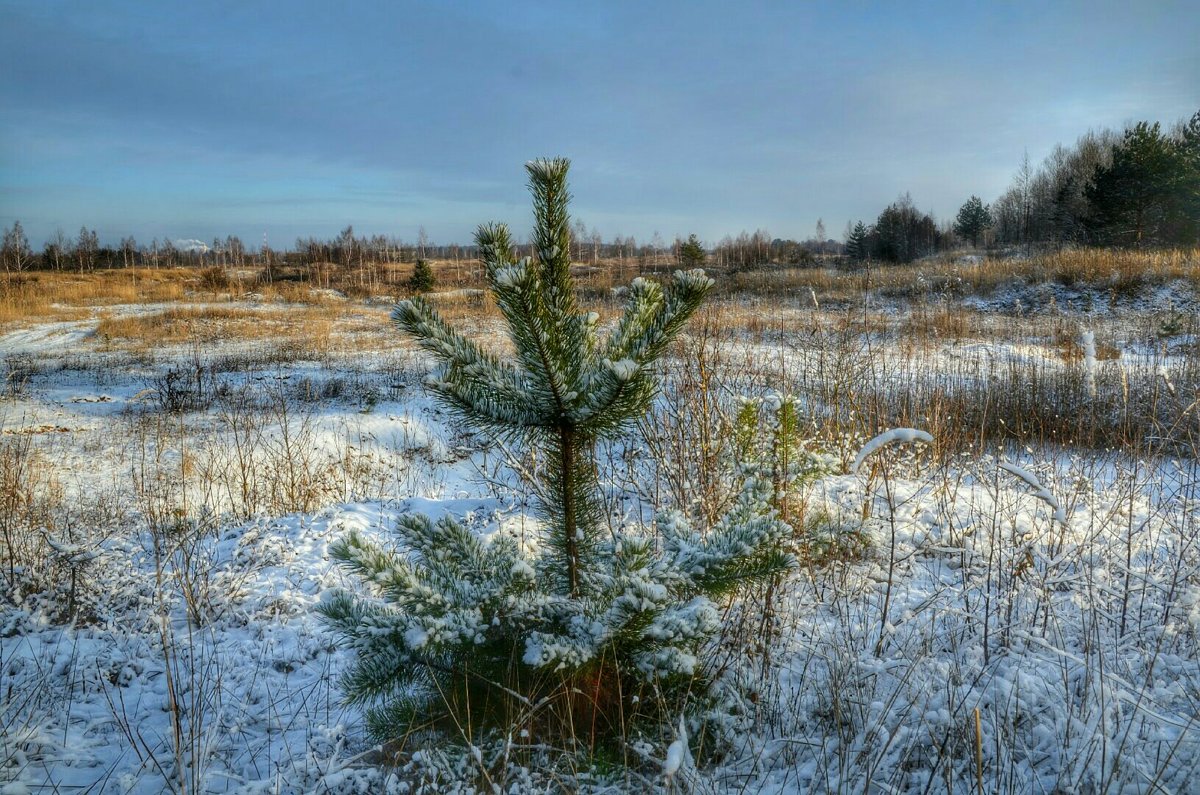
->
740;453;1200;793
2;276;1199;793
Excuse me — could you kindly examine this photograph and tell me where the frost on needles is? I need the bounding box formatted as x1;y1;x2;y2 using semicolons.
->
319;158;796;749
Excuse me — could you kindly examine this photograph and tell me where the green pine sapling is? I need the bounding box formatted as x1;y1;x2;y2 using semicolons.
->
320;158;799;752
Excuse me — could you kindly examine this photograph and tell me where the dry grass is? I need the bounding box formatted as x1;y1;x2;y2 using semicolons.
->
5;249;1196;456
394;247;1199;309
0;268;201;326
714;246;1199;301
96;306;268;343
645;297;1199;459
0;430;61;596
5;248;1193;328
91;303;403;359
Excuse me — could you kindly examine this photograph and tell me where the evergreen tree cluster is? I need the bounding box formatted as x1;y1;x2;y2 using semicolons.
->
837;108;1199;264
839;196;948;265
1085;117;1199;246
991;109;1199;247
320;159;801;750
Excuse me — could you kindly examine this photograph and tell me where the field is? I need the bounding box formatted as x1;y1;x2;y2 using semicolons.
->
2;249;1199;793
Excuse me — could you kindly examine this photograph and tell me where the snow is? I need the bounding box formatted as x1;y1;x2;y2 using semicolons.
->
492;264;525;288
1159;363;1177;396
663;717;688;778
606;357;639;381
3;295;1198;793
852;428;933;474
1082;327;1097;397
998;460;1067;524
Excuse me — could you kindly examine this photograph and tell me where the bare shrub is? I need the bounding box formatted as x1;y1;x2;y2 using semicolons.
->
197;265;231;291
0;432;61;599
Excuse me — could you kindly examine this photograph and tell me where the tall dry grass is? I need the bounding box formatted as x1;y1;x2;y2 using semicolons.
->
0;268;200;325
722;247;1200;302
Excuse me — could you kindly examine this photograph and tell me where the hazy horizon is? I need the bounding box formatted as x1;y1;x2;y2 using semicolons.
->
2;0;1197;248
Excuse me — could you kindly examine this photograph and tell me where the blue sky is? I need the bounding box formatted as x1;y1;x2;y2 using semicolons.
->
1;1;1197;248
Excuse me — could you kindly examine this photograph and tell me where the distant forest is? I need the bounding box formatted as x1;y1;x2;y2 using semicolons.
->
3;109;1197;273
845;108;1199;263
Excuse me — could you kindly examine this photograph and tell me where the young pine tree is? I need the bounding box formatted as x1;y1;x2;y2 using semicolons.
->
320;158;798;750
408;258;435;293
845;221;869;262
676;233;707;268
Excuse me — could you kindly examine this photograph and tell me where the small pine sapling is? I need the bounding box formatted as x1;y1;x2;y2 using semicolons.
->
320;159;799;754
408;258;435;294
727;394;839;665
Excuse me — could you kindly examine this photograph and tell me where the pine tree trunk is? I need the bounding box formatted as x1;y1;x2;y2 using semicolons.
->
559;423;579;596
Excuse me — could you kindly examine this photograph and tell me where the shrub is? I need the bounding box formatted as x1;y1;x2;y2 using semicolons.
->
198;265;230;291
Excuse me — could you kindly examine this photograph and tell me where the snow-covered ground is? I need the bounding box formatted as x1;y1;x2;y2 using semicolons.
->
2;298;1198;793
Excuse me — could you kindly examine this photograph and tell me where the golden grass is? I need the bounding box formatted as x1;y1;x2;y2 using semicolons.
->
96;306;268;343
94;303;432;365
5;247;1191;328
718;247;1200;301
0;268;195;326
90;304;393;362
4;248;1194;357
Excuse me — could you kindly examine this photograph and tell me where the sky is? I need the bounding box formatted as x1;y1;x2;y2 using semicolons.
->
1;1;1197;249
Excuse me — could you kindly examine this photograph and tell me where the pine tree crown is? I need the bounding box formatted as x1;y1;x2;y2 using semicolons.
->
392;158;713;444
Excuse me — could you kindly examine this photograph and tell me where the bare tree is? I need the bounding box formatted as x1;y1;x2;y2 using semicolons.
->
1;220;32;272
75;226;99;272
572;219;589;261
650;230;664;270
1016;150;1033;244
120;236;138;268
225;235;245;267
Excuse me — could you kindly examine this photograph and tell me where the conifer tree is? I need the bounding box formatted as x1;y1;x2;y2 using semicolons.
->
677;233;707;268
1086;121;1179;245
320;159;798;749
1171;110;1200;244
408;258;435;293
954;196;992;247
845;221;869;261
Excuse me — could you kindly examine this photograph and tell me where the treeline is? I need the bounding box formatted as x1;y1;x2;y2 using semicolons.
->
843;108;1199;263
0;223;464;274
0;218;839;275
4;108;1195;274
992;110;1199;247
